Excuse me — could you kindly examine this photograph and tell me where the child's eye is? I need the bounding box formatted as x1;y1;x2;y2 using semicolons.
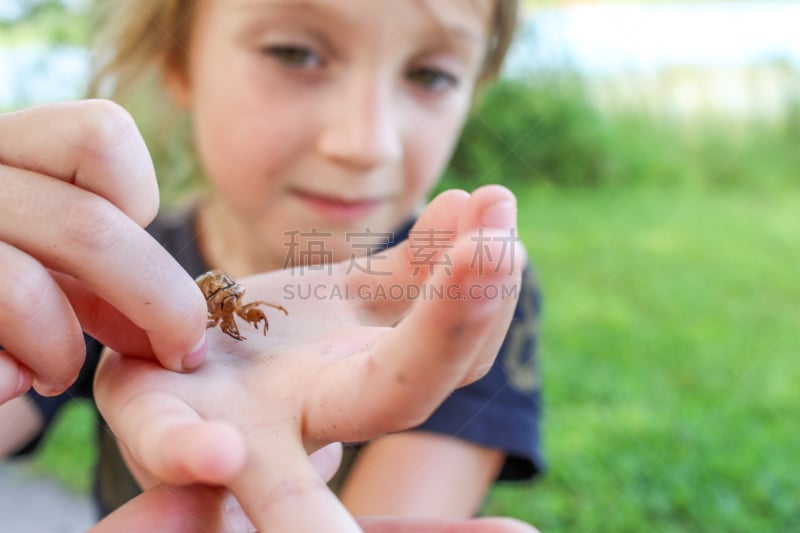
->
407;67;459;92
262;45;322;69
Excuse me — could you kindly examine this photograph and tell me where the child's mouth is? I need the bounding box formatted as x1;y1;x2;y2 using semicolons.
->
291;189;386;223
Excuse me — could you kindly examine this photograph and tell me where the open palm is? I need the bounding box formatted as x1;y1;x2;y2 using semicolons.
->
95;187;527;532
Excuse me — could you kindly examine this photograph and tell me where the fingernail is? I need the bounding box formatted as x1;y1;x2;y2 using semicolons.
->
181;334;208;372
480;199;516;228
35;378;71;397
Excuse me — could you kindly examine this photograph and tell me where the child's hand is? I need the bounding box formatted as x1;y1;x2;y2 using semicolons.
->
95;186;526;532
0;101;208;404
88;484;539;533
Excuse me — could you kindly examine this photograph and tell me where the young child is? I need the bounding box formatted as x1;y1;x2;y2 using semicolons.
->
1;0;542;528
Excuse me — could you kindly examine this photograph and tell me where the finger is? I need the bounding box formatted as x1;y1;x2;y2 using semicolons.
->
0;100;159;226
452;185;528;381
0;241;85;394
231;432;360;533
88;485;236;533
347;189;468;323
357;517;539;533
307;232;524;440
375;184;525;383
310;442;343;483
392;231;524;389
0;164;208;371
52;271;159;359
0;352;33;405
455;184;519;237
96;354;246;486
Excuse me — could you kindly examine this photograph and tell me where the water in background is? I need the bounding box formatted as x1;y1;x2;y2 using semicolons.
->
507;1;800;75
508;1;800;118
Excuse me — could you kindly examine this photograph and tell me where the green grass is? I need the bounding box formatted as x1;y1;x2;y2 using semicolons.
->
33;185;800;531
31;400;98;495
485;184;800;532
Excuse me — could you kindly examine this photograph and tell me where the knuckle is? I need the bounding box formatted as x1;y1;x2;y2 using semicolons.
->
260;477;329;514
0;262;85;385
63;195;130;255
0;265;51;324
71;100;159;227
73;99;138;155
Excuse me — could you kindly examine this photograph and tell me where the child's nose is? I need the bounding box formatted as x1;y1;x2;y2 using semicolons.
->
317;74;402;170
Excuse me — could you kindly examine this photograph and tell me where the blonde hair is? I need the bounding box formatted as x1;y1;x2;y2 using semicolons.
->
88;0;519;99
480;0;519;83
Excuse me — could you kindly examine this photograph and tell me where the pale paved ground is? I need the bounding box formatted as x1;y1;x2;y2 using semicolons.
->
0;461;95;533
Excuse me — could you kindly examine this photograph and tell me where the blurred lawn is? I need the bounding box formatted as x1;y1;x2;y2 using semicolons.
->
33;184;800;531
32;400;97;495
486;185;800;531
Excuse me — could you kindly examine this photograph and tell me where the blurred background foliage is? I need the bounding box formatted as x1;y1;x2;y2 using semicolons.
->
0;0;88;44
443;75;800;190
2;0;799;531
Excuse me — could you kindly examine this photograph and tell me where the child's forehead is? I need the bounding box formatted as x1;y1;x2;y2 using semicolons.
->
415;0;495;26
226;0;494;38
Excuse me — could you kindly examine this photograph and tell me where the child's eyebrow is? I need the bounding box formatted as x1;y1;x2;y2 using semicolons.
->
233;0;485;39
437;24;484;45
230;0;346;43
419;18;489;63
233;0;340;17
415;2;491;52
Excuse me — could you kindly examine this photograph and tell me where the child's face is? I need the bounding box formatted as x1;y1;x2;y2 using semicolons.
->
174;0;492;263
